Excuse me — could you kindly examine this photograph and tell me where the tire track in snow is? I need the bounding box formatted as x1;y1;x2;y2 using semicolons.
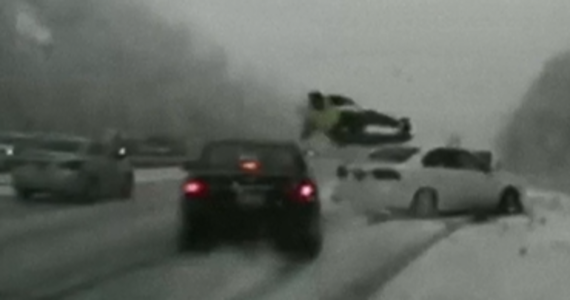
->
225;262;308;300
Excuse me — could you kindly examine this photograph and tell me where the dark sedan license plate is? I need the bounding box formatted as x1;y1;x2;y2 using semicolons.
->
237;192;264;207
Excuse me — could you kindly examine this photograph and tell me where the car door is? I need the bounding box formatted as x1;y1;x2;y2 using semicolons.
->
457;151;504;209
450;151;495;209
341;167;378;214
420;149;476;211
85;142;118;196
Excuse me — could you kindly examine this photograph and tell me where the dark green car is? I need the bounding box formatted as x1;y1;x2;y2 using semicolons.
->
301;92;414;147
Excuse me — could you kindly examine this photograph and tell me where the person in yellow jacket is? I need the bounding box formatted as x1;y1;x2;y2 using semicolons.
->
300;91;413;147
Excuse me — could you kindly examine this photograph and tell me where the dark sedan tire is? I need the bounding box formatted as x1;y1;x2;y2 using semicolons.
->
119;173;134;199
498;188;524;215
72;176;100;204
177;217;216;253
411;188;438;218
336;166;348;179
274;220;323;261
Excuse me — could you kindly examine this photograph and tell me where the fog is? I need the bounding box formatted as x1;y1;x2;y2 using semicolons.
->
0;0;297;145
2;0;570;153
181;0;570;148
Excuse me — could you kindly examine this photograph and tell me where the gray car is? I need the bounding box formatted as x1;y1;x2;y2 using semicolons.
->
0;132;36;171
10;135;134;202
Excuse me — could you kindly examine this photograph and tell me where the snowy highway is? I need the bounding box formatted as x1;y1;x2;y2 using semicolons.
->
3;0;570;299
0;163;566;300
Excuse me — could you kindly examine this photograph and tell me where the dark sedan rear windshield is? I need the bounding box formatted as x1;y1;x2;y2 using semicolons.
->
203;143;303;173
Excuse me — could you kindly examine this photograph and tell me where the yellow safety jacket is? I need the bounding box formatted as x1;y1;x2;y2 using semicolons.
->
307;97;342;132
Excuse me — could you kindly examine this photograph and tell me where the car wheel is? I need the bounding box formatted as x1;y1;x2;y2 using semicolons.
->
274;221;323;261
336;166;348;179
276;232;323;261
498;188;523;215
78;177;101;204
411;188;438;218
353;169;366;181
298;232;323;260
119;173;134;199
177;217;216;253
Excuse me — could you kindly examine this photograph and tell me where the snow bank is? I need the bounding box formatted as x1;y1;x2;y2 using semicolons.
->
377;193;570;300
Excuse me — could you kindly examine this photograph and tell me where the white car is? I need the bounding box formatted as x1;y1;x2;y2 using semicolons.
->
10;135;134;203
334;144;525;218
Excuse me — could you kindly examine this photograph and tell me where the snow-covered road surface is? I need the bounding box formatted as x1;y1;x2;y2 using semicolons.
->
59;205;456;300
0;168;184;196
377;191;570;300
4;158;562;300
0;161;471;300
0;168;185;222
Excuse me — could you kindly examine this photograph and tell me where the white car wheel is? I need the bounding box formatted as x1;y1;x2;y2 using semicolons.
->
336;166;348;179
498;188;523;215
411;188;438;218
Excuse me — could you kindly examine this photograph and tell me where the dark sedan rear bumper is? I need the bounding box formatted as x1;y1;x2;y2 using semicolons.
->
180;197;320;239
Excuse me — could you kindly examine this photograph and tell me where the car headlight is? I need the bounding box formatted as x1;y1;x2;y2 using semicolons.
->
5;148;13;156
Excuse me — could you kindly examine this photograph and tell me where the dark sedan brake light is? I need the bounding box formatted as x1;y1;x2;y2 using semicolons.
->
183;179;208;197
239;159;261;174
290;179;317;202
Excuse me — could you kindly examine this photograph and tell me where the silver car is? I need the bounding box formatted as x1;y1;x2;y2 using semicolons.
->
0;132;36;171
11;135;134;202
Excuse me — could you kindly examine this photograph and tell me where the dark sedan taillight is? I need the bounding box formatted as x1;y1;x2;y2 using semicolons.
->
183;179;208;198
289;179;317;203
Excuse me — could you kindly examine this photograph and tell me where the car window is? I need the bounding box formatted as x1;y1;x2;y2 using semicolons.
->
204;143;304;173
421;149;451;168
0;134;31;145
422;148;485;171
456;151;486;171
86;142;106;155
371;168;401;180
369;146;420;163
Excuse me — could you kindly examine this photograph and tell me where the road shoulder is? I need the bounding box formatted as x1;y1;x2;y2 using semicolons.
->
376;211;570;300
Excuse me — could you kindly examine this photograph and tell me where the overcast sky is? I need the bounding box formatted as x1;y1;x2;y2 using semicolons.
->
154;0;570;147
